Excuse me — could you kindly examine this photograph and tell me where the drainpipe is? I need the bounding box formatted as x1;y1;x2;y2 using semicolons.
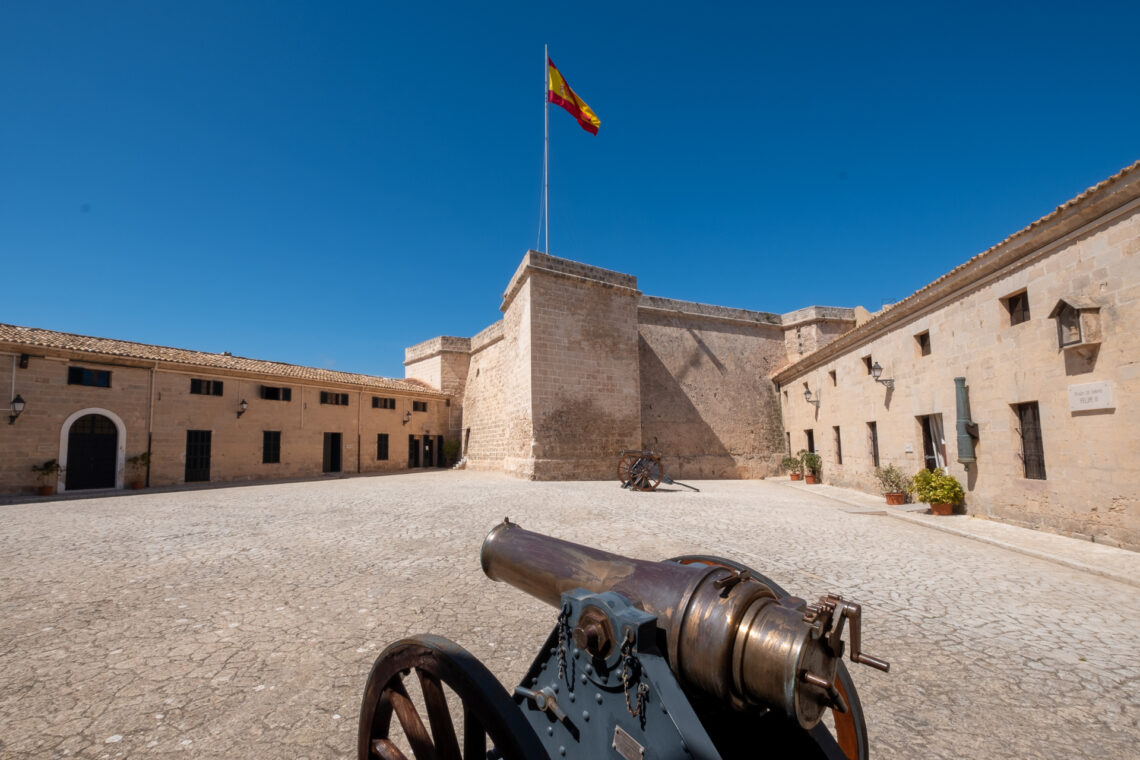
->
954;377;979;465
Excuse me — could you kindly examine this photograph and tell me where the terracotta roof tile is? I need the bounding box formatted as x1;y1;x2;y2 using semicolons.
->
0;324;444;396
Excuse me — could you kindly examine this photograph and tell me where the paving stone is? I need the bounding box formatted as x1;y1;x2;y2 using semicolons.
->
0;471;1136;759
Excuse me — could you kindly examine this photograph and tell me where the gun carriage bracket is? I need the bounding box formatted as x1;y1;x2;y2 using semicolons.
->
358;519;889;760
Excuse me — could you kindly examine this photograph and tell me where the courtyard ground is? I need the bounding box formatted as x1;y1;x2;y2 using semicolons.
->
0;471;1137;759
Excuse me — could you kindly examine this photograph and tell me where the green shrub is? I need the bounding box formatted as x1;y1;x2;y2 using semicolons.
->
911;468;964;504
781;455;803;474
874;464;912;494
801;451;822;476
441;438;461;466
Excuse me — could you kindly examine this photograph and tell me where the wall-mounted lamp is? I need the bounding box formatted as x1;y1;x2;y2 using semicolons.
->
236;399;249;418
803;387;820;407
403;411;412;424
871;362;895;390
8;395;25;424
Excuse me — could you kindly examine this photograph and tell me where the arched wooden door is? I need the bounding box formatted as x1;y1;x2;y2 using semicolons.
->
66;414;118;490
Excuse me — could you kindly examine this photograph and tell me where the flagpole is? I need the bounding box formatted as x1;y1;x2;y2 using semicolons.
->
543;44;550;254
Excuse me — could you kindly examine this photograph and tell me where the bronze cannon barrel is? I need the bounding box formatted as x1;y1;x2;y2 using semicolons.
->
481;520;851;729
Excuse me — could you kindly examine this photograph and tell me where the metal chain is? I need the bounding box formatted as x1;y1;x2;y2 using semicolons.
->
556;605;571;683
619;638;649;717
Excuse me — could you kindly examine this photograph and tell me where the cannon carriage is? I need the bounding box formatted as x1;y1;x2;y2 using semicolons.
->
359;520;888;760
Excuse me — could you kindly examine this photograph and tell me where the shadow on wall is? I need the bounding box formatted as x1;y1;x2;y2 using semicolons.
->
638;335;734;478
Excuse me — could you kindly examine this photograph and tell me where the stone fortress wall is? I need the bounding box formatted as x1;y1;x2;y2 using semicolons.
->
406;252;855;481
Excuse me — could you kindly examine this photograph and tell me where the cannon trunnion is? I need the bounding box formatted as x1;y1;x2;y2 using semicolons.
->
359;521;888;760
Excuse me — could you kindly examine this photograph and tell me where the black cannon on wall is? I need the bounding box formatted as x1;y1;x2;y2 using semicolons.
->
358;520;889;760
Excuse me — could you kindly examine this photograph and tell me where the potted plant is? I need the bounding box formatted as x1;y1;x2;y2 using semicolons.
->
126;452;151;490
874;464;912;505
31;459;64;496
781;455;803;481
911;467;964;516
801;450;822;484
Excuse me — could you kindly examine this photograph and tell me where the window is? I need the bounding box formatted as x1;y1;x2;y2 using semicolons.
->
1014;402;1046;480
1005;290;1030;326
829;370;837;386
260;385;292;401
372;396;396;409
320;391;349;406
263;431;281;464
412;401;427;412
1055;302;1081;347
377;433;389;461
833;426;842;464
190;378;224;396
68;366;111;388
868;422;880;468
862;356;873;374
915;331;931;356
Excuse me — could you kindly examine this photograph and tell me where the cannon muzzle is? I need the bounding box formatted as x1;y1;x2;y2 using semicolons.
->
481;519;887;730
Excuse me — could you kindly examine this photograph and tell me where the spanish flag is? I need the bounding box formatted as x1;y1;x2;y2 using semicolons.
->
547;58;600;135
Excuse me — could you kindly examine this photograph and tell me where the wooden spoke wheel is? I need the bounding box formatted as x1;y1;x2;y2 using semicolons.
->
668;556;870;760
617;453;640;487
358;634;549;760
630;455;663;491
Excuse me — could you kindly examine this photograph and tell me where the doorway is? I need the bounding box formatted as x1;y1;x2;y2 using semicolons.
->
918;415;946;471
185;430;212;482
66;414;118;490
408;435;420;468
423;436;435;468
323;433;342;473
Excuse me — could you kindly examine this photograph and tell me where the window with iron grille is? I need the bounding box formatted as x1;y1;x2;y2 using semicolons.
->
320;391;349;406
377;433;389;461
190;378;224;396
1014;402;1046;479
867;421;880;468
68;366;111;388
412;401;427;412
372;396;396;409
260;385;292;401
262;431;281;464
833;426;843;465
1005;291;1030;326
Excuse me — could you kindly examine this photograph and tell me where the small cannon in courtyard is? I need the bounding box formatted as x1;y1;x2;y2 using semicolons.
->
358;520;889;760
617;449;700;492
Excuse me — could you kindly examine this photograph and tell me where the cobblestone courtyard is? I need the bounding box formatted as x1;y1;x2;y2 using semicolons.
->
1;471;1137;759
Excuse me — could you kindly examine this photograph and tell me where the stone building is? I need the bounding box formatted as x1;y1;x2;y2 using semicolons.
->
408;160;1139;549
0;326;450;495
776;161;1140;550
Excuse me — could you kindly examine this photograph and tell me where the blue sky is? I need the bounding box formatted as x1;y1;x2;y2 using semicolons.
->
2;1;1137;378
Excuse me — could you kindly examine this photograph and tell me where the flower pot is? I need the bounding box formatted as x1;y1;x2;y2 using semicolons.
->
805;474;820;484
789;473;802;481
930;502;954;516
885;492;906;506
129;481;144;490
37;485;54;496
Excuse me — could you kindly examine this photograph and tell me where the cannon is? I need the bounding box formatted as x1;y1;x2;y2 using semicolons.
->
358;520;889;760
617;449;699;492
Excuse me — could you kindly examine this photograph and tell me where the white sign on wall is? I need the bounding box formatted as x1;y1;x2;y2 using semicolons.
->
1068;381;1113;412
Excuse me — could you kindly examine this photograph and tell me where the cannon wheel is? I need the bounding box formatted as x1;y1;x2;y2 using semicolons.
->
617;453;639;487
358;634;549;760
668;556;870;760
631;454;663;491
